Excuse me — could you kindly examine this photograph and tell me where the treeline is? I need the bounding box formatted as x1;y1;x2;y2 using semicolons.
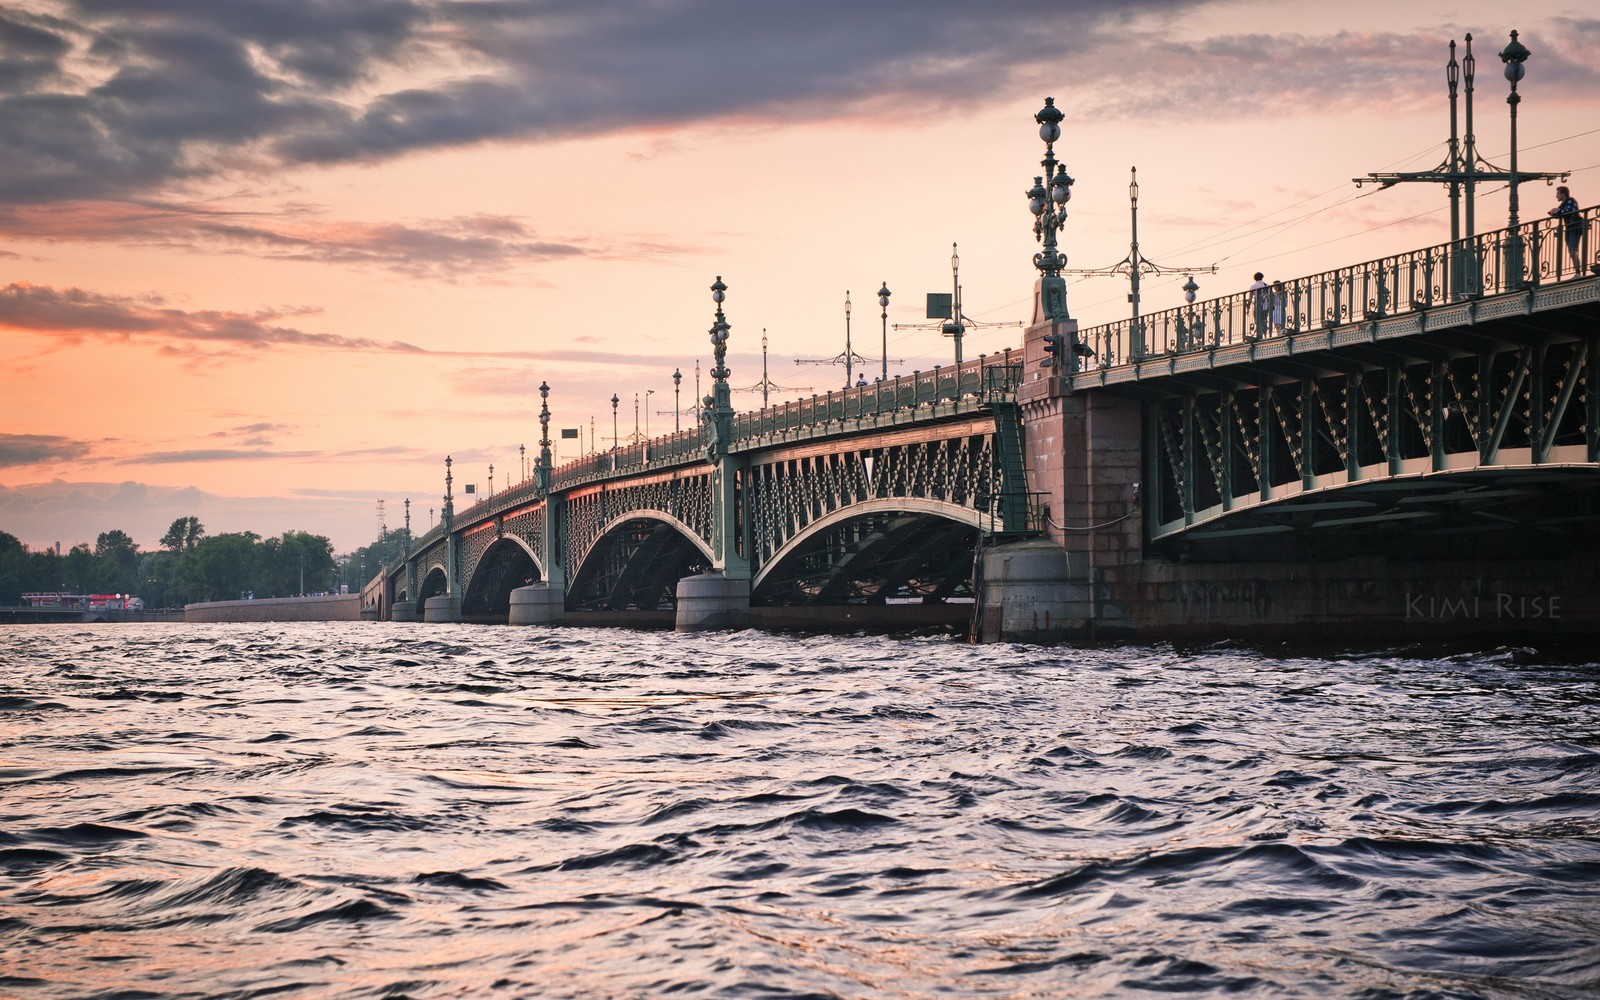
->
0;516;363;609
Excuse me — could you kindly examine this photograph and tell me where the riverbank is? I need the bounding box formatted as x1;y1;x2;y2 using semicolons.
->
182;593;361;623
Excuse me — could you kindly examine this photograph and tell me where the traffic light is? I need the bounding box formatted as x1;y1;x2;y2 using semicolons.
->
1041;331;1065;367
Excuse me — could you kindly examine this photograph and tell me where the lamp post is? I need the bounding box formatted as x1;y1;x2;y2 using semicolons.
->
672;368;682;432
947;244;966;365
645;389;654;460
1026;96;1075;365
761;330;771;405
877;282;891;381
633;392;640;463
1500;30;1530;285
843;291;853;388
705;276;734;457
537;380;552;493
610;393;619;468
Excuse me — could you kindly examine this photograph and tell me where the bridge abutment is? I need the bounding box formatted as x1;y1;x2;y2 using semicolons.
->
1010;302;1146;641
975;539;1091;642
675;573;750;632
423;595;462;623
508;584;565;625
390;600;417;622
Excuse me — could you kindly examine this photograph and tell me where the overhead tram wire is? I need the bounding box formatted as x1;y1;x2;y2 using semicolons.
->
953;139;1600;332
1160;140;1448;261
978;145;1447;324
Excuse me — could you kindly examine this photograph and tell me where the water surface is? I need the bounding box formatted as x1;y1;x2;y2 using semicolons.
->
2;624;1598;998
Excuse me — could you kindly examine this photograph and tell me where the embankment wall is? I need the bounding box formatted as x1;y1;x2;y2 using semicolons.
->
184;594;362;623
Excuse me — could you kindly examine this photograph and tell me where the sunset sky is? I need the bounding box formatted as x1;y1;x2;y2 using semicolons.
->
3;0;1598;556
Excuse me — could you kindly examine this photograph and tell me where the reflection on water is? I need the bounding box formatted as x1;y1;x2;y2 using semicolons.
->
2;623;1598;998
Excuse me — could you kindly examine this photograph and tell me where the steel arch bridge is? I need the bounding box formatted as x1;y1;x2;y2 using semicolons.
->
376;356;1033;621
368;208;1600;637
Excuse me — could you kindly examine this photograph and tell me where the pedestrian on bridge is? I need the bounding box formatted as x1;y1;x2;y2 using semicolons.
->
1270;281;1287;335
1249;273;1270;339
1549;186;1584;276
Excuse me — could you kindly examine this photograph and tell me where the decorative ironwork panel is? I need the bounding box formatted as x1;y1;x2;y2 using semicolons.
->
565;472;715;577
747;430;1001;569
456;500;542;584
1147;335;1598;540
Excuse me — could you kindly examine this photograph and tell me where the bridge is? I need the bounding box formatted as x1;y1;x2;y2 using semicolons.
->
367;201;1600;641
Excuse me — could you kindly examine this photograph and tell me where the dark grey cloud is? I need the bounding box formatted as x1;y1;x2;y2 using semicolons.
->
0;10;72;92
3;2;1594;212
122;449;320;464
0;280;689;363
0;433;93;467
2;0;1192;205
0;281;427;352
0;201;593;276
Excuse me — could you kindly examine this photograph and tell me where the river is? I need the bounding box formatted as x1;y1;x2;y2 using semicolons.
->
2;623;1597;998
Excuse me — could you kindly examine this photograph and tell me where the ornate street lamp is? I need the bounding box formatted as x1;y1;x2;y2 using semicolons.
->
843;290;853;388
705;276;734;457
1026;96;1076;369
1026;97;1074;299
877;282;891;381
672;367;682;433
537;380;552;492
1500;29;1530;284
610;393;619;468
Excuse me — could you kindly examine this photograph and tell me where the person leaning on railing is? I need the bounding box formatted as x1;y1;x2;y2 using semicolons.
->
1548;186;1583;275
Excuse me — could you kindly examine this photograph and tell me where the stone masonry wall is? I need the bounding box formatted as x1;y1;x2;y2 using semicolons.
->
184;594;363;623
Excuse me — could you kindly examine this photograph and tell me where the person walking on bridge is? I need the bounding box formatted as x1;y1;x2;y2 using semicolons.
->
1248;273;1270;339
1549;186;1584;276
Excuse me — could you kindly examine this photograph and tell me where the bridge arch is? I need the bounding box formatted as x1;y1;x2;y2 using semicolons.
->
752;497;982;606
417;566;449;605
462;535;544;619
567;510;715;611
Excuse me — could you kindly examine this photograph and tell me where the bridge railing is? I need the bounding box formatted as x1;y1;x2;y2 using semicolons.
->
539;350;1022;489
1076;205;1598;367
731;348;1019;439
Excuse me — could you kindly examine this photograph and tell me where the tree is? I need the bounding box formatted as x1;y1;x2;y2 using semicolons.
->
62;543;95;594
187;531;261;602
268;530;335;597
161;516;204;553
93;530;141;594
0;531;25;604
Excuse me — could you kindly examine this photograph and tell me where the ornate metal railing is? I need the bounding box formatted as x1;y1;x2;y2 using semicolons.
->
732;348;1018;438
546;349;1020;488
1075;205;1598;367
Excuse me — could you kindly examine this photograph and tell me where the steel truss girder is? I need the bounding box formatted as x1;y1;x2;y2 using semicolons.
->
746;428;1006;572
1148;333;1599;541
461;537;540;614
566;471;716;574
566;517;710;611
754;512;977;606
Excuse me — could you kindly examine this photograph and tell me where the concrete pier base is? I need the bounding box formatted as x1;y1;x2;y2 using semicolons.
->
423;595;462;623
508;584;565;625
675;573;751;632
389;600;417;623
975;538;1092;643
